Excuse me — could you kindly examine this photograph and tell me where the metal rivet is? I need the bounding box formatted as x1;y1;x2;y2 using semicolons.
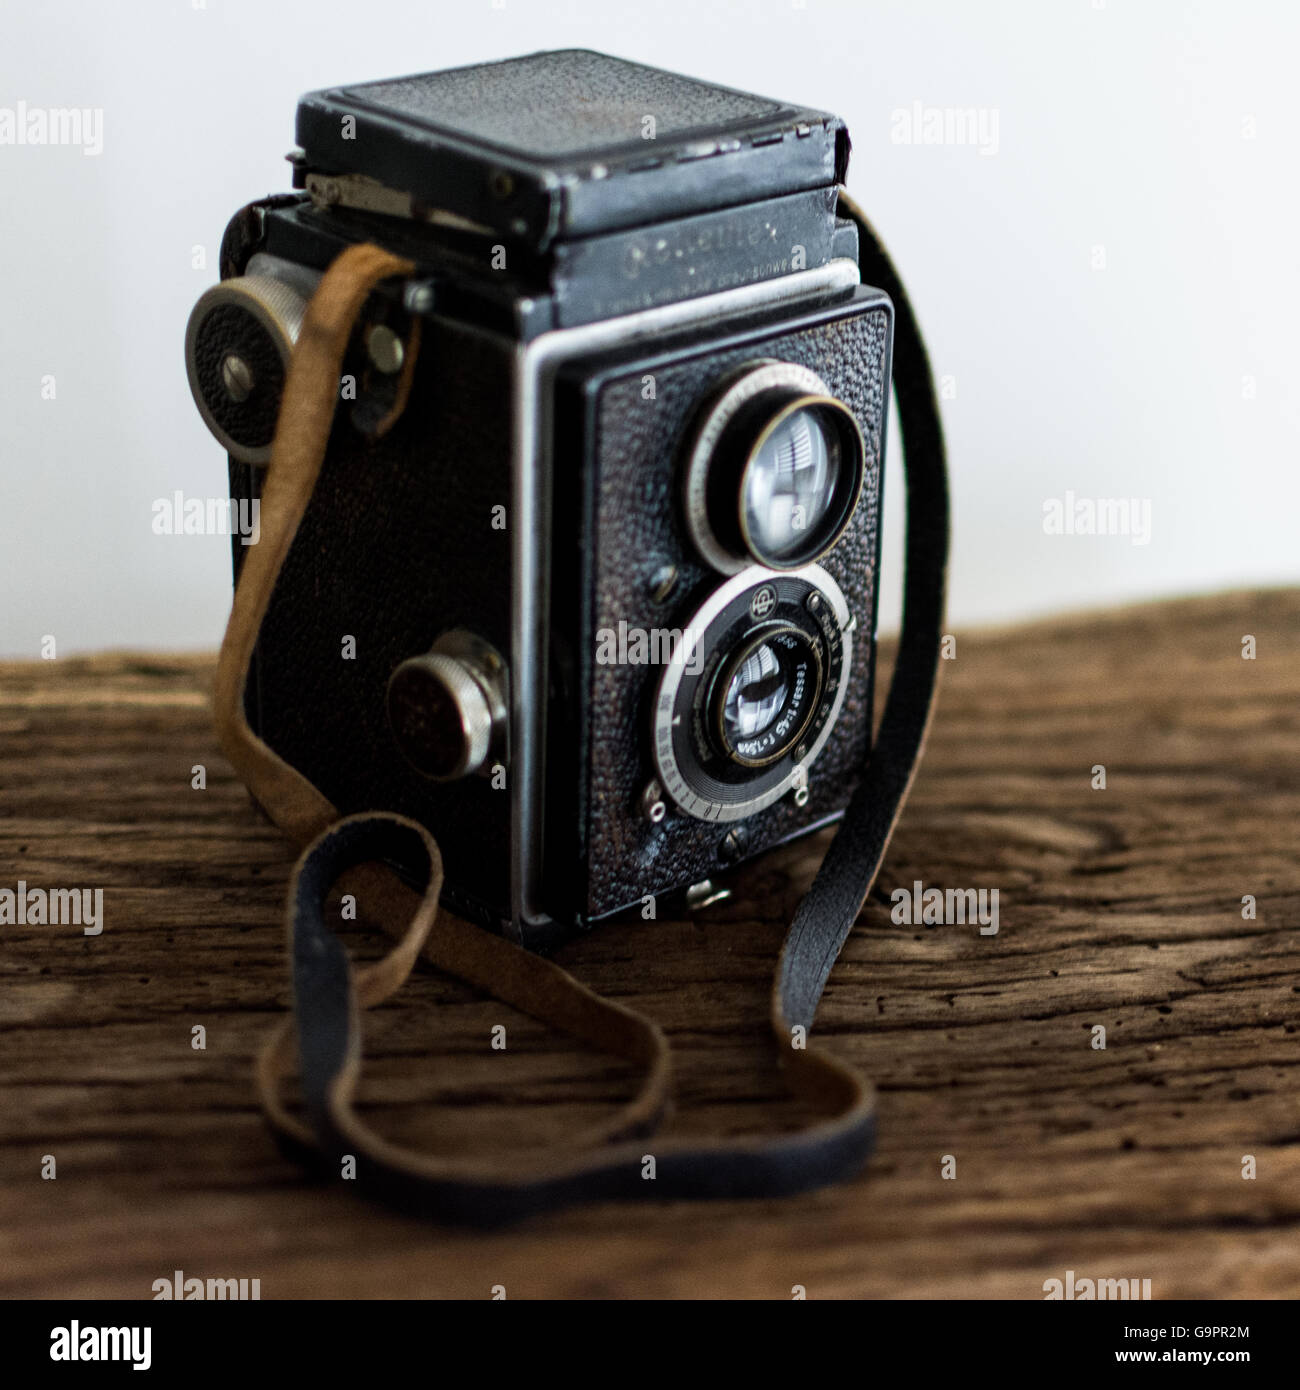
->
641;780;667;824
367;324;405;375
720;827;748;862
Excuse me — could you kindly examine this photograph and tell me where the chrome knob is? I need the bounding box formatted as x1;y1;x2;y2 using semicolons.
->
387;632;508;781
184;273;310;464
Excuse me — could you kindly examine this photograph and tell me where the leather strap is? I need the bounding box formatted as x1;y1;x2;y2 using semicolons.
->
214;196;949;1224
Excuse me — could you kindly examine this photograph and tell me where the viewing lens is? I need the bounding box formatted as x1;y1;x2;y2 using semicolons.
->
733;395;864;569
741;408;841;565
684;364;867;575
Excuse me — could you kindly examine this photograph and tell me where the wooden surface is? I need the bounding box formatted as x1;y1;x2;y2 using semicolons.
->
1;589;1297;1300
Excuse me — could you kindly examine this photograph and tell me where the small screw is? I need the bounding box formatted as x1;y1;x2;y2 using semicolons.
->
720;827;749;862
404;282;436;315
641;780;667;824
649;564;679;603
220;354;254;403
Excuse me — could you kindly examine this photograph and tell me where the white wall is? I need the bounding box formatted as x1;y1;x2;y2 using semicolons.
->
2;0;1296;654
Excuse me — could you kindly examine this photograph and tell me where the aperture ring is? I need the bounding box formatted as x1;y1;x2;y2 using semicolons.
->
651;565;852;823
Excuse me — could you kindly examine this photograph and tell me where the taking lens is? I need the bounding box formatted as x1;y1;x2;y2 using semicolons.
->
723;641;787;741
709;623;822;767
683;364;867;575
740;405;842;566
651;565;853;823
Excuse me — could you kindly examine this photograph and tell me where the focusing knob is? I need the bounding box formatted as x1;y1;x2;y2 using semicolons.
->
184;274;309;464
387;632;509;781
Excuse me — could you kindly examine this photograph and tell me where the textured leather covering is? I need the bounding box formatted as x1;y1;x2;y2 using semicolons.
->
564;296;891;921
348;50;781;156
240;315;516;923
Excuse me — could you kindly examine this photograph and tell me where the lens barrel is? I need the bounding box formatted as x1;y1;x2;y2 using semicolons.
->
683;362;866;574
650;566;853;823
708;622;822;768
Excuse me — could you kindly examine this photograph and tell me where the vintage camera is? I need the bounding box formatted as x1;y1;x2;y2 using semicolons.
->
185;50;894;950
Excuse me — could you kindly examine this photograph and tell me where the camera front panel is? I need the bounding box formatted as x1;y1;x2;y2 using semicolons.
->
546;287;892;926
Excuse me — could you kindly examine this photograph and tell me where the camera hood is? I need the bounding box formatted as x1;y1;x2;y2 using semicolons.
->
293;48;850;251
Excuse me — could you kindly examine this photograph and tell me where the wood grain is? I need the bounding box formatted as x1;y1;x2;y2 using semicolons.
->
1;589;1297;1299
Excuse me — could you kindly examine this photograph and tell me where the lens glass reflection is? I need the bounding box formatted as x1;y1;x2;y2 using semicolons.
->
722;641;788;743
742;408;841;564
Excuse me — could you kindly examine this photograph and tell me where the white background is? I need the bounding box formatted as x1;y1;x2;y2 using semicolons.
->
1;0;1296;654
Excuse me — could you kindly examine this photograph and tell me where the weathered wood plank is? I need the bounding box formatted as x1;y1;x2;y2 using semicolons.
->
1;590;1296;1298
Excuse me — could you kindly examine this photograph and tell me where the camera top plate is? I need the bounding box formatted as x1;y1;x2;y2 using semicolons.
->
295;49;848;250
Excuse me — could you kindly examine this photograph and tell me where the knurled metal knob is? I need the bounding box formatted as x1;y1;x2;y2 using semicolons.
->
386;632;508;781
184;274;309;465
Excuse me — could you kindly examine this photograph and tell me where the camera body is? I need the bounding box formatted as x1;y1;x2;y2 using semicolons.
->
187;50;892;950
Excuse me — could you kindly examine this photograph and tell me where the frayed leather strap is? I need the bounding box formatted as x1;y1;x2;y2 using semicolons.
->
214;201;949;1224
